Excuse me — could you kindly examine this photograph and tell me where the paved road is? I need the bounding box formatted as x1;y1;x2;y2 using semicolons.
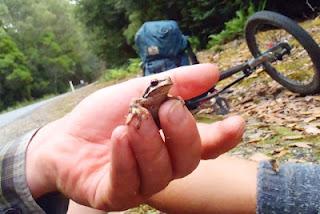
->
0;95;66;128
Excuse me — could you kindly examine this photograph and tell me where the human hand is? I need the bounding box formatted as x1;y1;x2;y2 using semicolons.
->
26;64;245;211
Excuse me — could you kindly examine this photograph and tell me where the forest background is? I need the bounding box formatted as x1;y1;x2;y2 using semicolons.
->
0;0;319;111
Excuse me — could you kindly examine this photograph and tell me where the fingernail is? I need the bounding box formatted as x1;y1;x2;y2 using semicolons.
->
168;100;187;124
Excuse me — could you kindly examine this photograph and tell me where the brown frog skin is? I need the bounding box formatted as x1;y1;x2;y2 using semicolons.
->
126;77;174;128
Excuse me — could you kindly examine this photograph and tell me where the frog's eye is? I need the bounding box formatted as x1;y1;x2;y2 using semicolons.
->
150;79;159;87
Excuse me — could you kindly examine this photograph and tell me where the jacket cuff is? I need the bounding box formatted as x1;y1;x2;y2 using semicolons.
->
0;129;69;214
257;160;320;213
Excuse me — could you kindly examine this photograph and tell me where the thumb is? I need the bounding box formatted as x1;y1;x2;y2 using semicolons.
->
198;116;246;159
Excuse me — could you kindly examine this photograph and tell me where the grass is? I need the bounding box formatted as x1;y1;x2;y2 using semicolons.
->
194;113;224;123
263;126;303;144
101;58;141;82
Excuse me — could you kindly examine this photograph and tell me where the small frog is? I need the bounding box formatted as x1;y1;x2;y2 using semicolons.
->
126;77;174;128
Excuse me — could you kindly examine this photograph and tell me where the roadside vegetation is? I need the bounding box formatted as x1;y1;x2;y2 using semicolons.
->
207;0;267;49
0;0;102;112
100;58;141;82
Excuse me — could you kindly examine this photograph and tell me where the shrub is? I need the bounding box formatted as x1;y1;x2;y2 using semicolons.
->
207;0;267;49
101;58;141;81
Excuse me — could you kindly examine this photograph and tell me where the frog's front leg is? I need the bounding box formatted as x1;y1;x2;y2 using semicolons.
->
126;98;149;129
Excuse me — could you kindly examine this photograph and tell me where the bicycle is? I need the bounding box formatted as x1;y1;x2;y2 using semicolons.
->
185;11;320;113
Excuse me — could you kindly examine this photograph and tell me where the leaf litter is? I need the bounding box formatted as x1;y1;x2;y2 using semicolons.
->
196;17;320;164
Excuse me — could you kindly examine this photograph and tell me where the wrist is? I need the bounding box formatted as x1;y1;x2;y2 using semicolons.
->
26;121;61;199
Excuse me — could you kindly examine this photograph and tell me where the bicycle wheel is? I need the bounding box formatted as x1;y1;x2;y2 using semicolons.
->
245;11;320;95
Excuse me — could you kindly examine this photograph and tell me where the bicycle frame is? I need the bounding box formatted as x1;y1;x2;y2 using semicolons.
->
185;42;292;109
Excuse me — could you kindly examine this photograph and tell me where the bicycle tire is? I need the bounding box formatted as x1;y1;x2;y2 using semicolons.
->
245;11;320;95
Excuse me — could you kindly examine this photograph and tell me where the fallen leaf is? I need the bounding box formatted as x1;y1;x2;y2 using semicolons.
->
304;96;313;102
300;111;313;115
246;139;261;144
247;130;265;140
271;147;289;156
303;125;320;135
273;149;289;158
249;153;271;162
291;125;305;131
288;142;313;149
304;117;317;123
283;135;304;140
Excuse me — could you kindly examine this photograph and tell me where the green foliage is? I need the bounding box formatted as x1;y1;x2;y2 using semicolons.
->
188;36;201;51
101;58;141;81
123;11;143;45
79;0;309;67
207;0;267;48
0;0;101;110
75;0;135;66
75;0;250;66
126;58;141;73
179;0;245;46
0;28;33;110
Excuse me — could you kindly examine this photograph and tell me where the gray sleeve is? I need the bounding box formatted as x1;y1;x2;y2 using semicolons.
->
0;129;69;214
257;161;320;214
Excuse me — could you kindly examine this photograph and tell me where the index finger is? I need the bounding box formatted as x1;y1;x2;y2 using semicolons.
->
137;63;220;99
68;64;219;139
78;63;219;108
